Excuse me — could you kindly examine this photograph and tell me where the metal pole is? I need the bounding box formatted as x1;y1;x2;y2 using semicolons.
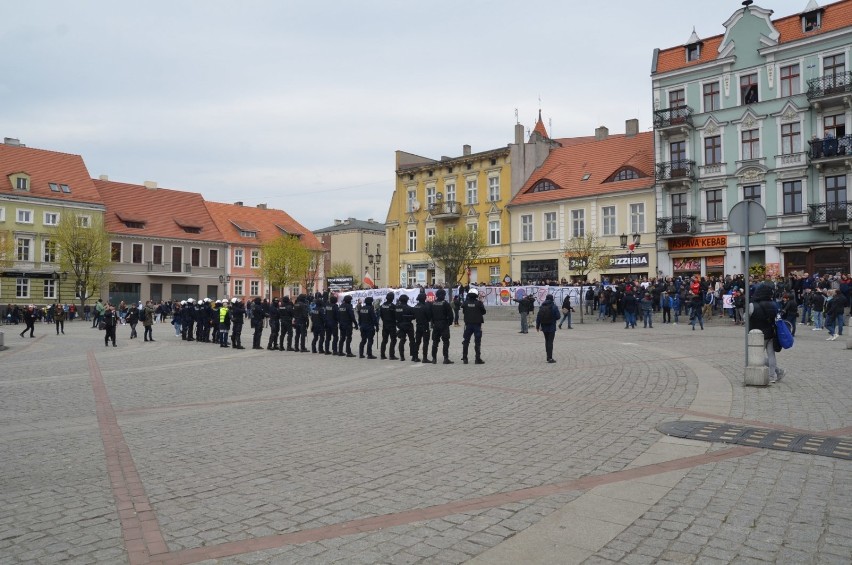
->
744;200;751;367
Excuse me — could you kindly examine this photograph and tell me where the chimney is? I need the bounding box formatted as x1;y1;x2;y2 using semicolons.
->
625;119;639;137
257;203;267;210
99;174;109;181
143;180;158;190
4;137;21;146
515;123;524;144
595;126;609;141
368;218;374;223
334;219;342;225
463;144;471;156
234;201;244;206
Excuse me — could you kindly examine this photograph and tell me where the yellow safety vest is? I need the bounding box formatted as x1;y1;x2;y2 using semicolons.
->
219;306;229;323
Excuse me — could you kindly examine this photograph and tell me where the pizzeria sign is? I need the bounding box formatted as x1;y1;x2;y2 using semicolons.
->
668;236;728;250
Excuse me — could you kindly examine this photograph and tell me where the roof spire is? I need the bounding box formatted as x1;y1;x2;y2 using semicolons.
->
686;27;700;45
532;109;549;139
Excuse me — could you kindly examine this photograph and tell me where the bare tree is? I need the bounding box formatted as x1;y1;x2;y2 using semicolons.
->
562;233;609;323
55;214;112;309
425;229;486;293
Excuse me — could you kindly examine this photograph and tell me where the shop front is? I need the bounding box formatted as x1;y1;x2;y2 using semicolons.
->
783;247;850;275
520;259;558;283
404;262;435;287
601;252;650;281
469;256;502;285
668;235;728;278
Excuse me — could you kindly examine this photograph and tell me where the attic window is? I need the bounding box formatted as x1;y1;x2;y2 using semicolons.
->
183;226;202;234
531;180;558;193
608;168;641;182
582;173;592;181
15;177;29;190
686;43;701;62
49;183;60;192
802;11;822;32
60;184;70;193
239;230;256;238
125;221;145;229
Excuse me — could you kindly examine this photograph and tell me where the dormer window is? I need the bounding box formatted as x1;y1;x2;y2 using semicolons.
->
183;227;202;234
802;10;822;32
530;180;558;193
125;221;145;229
239;230;256;238
608;168;641;182
16;177;28;190
686;43;701;62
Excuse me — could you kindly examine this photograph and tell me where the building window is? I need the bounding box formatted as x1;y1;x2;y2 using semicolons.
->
16;278;29;298
16;177;28;190
43;239;57;263
407;189;417;212
488;177;500;201
489;220;500;245
706;189;723;222
703;81;720;111
544;212;557;240
446;182;456;203
704;136;721;164
408;230;417;252
613;168;639;181
466;223;477;234
250;280;260;296
521;214;533;241
76;215;91;228
824;53;846;85
672;193;687;218
630;203;645;234
43;279;56;300
152;245;163;265
741;129;760;160
234;279;244;296
60;184;70;193
826;175;847;207
686;44;700;62
132;243;143;264
0;207;4;221
209;249;218;268
531;180;558;193
191;248;201;267
234;248;244;267
601;206;616;236
824;113;846;138
780;64;800;97
426;186;436;207
571;210;585;238
250;249;260;268
17;209;33;224
426;227;436;244
744;185;761;204
466;179;477;204
781;123;800;155
125;221;144;229
802;11;821;31
111;242;122;262
43;212;59;226
16;238;31;261
670;141;686;162
741;73;758;104
668;89;685;109
238;230;256;238
490;266;500;285
783;180;803;214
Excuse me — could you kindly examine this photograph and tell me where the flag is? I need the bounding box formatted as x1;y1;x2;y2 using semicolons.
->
363;268;375;288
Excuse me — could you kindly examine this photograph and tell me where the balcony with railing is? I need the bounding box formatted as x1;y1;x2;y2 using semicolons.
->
808;201;852;225
806;71;852;106
808;134;852;166
653;106;694;132
656;216;698;237
146;262;192;274
655;160;696;185
428;200;461;219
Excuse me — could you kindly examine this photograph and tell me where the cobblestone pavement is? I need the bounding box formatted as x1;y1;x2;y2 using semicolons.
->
0;311;849;564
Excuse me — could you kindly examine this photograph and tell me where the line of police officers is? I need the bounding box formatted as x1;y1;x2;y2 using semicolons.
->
176;288;487;364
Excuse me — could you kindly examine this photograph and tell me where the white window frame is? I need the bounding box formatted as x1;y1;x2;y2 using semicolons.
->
629;203;645;234
488;220;500;245
489;266;500;285
544;212;557;240
466;178;478;205
426;227;436;244
233;279;244;296
407;189;417;212
601;206;616;236
407;230;417;252
76;215;91;228
234;248;244;268
445;182;456;203
249;280;260;296
521;214;533;242
43;211;59;226
571;209;585;238
466;222;478;234
426;186;436;207
0;207;5;221
16;237;32;261
43;279;56;300
17;209;34;224
488;176;500;202
250;249;260;268
43;239;57;263
16;277;30;298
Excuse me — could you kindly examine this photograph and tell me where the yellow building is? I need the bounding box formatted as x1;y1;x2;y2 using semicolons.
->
386;119;555;287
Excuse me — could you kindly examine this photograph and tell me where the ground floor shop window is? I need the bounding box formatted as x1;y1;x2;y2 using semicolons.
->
520;259;558;283
171;284;200;302
109;282;141;305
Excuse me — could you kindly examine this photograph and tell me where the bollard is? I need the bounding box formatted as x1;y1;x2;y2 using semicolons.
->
744;329;769;386
0;330;4;348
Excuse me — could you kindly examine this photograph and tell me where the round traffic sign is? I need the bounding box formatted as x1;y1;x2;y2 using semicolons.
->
729;200;767;236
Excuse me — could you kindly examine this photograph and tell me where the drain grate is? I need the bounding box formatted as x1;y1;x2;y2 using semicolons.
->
657;421;852;460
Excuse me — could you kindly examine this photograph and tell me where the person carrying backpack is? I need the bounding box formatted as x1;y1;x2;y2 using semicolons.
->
535;294;560;363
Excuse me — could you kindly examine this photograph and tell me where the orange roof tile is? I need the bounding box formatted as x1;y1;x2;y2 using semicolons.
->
204;201;323;251
532;111;549;138
654;0;852;74
0;143;103;205
509;131;655;207
93;179;224;242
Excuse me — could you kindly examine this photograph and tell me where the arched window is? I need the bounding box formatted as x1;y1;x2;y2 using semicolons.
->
608;168;641;182
531;180;558;193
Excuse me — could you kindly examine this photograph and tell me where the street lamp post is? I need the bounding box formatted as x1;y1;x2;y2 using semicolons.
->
53;271;68;303
366;252;382;288
218;274;231;300
619;232;641;280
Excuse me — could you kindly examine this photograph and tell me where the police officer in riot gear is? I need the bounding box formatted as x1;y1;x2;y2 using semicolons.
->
379;291;397;360
358;297;379;359
278;295;295;351
430;288;454;364
461;287;486;364
324;295;340;355
267;298;281;350
338;295;358;357
293;294;309;352
230;297;246;349
395;294;416;361
251;297;266;349
310;293;326;353
413;293;432;363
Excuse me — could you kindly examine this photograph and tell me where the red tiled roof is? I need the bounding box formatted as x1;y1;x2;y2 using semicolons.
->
0;143;103;205
532;114;549;138
654;0;852;74
93;179;224;241
204;201;323;251
509;131;655;206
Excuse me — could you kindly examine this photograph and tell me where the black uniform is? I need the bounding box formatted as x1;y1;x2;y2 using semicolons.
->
293;295;309;351
310;295;326;353
251;298;266;349
430;290;454;364
413;294;432;363
182;300;195;340
461;292;486;364
358;298;379;358
338;296;358;357
394;295;416;361
323;297;340;355
230;300;246;348
379;292;398;359
267;298;281;350
278;296;295;351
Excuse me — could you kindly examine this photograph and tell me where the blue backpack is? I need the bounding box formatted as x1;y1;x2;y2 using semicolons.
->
774;315;794;349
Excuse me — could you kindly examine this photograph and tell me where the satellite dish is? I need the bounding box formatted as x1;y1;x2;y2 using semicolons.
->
412;200;421;211
436;192;444;200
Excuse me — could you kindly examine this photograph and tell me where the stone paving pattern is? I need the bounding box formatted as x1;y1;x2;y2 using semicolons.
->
0;311;849;564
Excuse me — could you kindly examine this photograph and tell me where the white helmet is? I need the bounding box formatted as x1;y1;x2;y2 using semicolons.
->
187;298;195;303
231;297;238;303
180;300;186;305
468;287;479;296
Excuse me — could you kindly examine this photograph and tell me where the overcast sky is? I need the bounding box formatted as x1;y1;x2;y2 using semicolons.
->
1;0;810;230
